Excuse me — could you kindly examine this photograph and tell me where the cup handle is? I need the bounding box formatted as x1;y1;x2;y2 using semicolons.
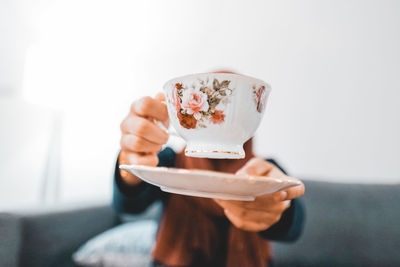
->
155;120;180;138
156;100;181;139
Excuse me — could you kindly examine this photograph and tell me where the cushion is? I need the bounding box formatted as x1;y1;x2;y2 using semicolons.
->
73;220;157;267
119;202;162;223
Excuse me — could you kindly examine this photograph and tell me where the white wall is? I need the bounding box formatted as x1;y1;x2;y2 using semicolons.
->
3;0;399;204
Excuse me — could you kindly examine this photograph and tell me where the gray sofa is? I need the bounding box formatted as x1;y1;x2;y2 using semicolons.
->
273;181;400;266
1;180;399;267
0;205;119;267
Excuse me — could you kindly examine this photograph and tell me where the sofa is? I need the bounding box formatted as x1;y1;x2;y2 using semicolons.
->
1;180;399;267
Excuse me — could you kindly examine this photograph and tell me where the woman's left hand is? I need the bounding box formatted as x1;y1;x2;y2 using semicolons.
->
214;157;305;232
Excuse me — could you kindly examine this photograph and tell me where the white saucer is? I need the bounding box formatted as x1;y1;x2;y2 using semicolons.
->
119;165;302;201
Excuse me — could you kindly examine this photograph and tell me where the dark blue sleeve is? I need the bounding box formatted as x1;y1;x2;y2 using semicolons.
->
259;198;305;242
112;147;175;214
259;159;306;242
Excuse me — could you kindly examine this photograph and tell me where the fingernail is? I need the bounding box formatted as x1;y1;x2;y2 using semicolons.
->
280;191;287;201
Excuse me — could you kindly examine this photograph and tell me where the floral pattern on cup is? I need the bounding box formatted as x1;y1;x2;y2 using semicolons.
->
252;84;267;113
171;78;233;129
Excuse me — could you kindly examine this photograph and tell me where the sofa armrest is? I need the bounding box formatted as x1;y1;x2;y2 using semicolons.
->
0;213;21;267
13;203;119;267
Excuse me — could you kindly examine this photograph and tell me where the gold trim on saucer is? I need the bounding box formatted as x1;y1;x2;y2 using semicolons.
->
185;149;245;156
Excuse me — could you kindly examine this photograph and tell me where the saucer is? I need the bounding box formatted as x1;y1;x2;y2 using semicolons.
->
119;165;302;201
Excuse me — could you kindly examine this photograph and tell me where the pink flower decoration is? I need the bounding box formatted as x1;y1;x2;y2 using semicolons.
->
181;88;209;120
210;110;225;124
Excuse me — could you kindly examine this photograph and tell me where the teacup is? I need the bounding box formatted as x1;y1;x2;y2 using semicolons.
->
163;72;271;159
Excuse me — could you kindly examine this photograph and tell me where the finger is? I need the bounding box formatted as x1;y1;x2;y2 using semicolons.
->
118;152;140;184
154;92;166;102
118;151;159;185
119;150;159;166
236;157;275;176
284;183;305;200
266;166;286;178
224;209;270;232
227;203;289;223
254;191;289;206
121;115;169;144
237;207;286;225
121;134;162;153
215;197;290;215
215;191;287;211
130;96;169;122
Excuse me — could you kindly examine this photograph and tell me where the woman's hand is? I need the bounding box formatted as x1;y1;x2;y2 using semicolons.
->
119;93;169;185
214;157;305;232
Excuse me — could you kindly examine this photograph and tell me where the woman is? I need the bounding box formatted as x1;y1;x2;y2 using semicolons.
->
113;78;305;267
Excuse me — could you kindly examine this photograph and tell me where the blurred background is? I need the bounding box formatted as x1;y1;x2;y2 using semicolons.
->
1;0;399;209
2;1;400;267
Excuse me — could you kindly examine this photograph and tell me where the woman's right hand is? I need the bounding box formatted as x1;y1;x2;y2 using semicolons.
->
119;93;170;185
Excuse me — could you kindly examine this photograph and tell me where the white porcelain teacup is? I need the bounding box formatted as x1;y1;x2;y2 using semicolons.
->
163;72;271;159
